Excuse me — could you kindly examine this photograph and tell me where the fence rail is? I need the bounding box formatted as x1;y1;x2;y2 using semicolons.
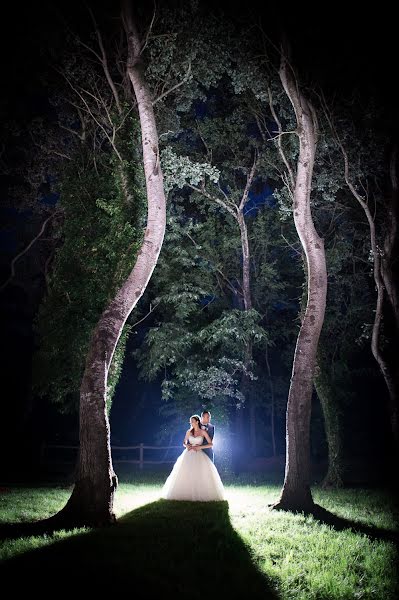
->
42;443;182;470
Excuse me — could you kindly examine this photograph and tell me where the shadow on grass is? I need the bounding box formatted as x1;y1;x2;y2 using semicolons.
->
0;500;279;597
0;514;74;542
310;503;399;546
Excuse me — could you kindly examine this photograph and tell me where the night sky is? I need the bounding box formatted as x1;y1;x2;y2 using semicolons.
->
0;2;397;480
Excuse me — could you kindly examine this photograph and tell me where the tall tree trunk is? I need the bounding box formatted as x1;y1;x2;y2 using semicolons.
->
380;146;399;456
238;212;252;311
51;4;167;528
381;146;399;332
370;257;399;451
314;359;344;488
272;45;327;512
190;156;258;463
238;212;258;456
336;138;399;452
328;119;399;456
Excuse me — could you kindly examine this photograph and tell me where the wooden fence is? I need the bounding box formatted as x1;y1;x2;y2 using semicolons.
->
42;444;182;470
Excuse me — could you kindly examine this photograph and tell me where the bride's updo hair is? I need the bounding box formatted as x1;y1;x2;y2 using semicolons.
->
189;414;201;435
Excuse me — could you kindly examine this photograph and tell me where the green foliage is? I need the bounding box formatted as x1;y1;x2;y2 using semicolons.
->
161;147;220;193
32;116;145;414
134;192;300;442
144;8;236;113
198;308;267;354
145;11;390;461
132;24;304;444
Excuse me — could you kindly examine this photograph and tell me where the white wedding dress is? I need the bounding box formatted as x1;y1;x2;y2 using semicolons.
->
161;435;225;501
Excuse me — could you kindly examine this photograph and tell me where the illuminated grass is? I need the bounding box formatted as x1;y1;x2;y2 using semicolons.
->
0;477;397;598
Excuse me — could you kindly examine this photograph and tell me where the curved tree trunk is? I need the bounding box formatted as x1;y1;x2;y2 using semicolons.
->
189;153;258;461
337;139;399;452
238;212;252;312
272;45;327;512
328;118;399;457
380;146;399;456
50;4;167;528
381;147;399;332
370;253;399;451
237;172;257;456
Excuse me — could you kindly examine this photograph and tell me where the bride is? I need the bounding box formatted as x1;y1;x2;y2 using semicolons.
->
161;414;225;501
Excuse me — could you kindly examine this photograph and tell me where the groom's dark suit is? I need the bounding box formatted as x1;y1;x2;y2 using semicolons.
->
200;422;215;463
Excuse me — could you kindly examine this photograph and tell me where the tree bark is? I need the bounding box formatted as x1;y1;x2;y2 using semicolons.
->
381;146;399;332
237;212;252;311
190;155;258;460
272;44;327;512
238;216;257;456
237;178;258;455
51;4;167;528
342;146;399;451
380;146;399;453
370;249;399;450
328;118;399;457
380;147;399;453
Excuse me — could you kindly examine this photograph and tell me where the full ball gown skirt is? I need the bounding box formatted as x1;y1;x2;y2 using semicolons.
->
161;435;225;501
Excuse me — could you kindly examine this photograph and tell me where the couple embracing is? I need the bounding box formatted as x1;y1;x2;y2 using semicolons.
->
161;410;225;502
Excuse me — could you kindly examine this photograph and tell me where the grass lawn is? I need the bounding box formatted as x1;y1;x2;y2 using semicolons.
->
0;471;398;598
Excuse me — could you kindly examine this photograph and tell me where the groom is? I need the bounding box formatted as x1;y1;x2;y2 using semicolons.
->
200;410;215;463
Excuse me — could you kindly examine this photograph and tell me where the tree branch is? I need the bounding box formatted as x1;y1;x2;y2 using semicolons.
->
59;69;123;162
268;86;295;191
58;122;85;141
152;62;192;106
130;302;159;329
0;211;62;293
188;184;238;218
239;151;257;212
87;6;122;114
139;2;157;56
